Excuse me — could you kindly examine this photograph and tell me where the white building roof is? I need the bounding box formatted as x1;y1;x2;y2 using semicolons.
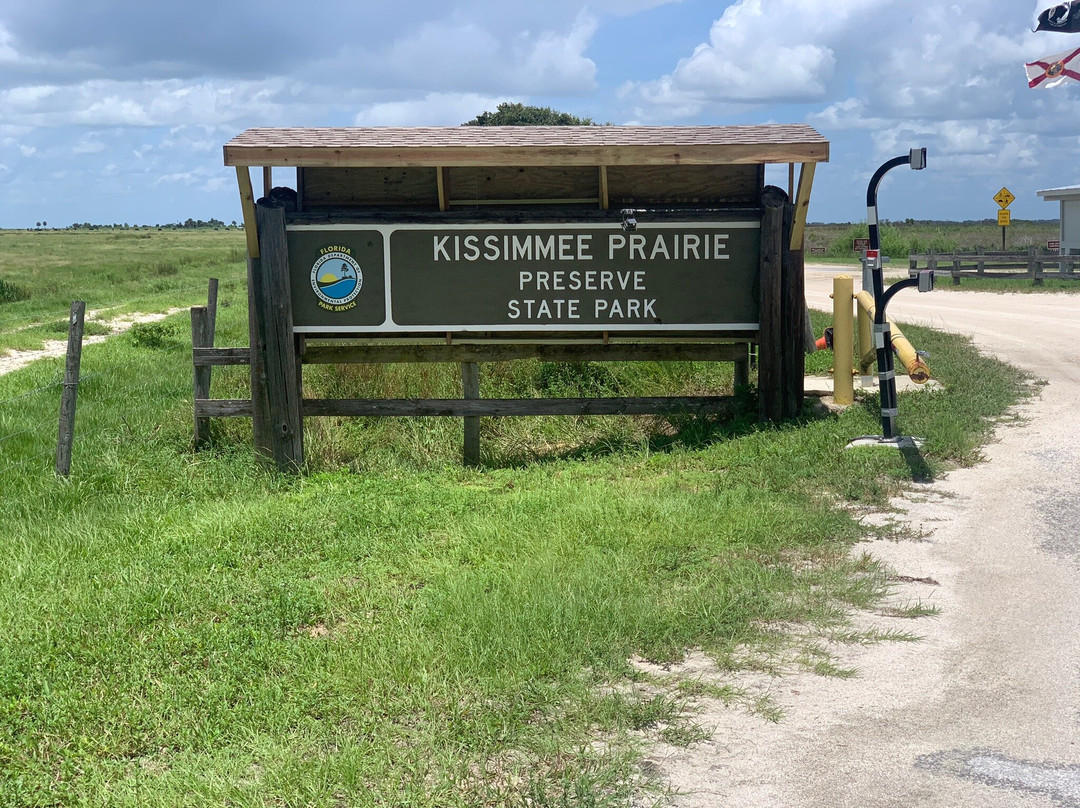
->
1037;185;1080;201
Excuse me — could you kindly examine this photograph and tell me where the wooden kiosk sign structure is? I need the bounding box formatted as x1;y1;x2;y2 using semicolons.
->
196;125;828;469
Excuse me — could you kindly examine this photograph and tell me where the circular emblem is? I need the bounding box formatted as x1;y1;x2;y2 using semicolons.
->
1048;60;1066;79
310;251;363;306
1049;4;1071;26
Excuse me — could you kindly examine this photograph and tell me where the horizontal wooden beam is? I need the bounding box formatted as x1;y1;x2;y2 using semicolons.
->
197;399;254;417
196;396;741;418
302;342;749;365
302;397;739;417
224;143;830;170
194;347;251;366
195;343;750;366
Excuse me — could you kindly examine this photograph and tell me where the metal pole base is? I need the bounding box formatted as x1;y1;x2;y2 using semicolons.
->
845;435;924;450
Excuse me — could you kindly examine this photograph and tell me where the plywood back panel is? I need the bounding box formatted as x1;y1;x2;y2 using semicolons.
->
446;166;599;203
302;167;440;208
607;164;762;205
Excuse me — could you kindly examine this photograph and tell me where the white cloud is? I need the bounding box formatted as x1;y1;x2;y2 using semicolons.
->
0;78;305;128
354;93;516;126
337;11;599;95
623;0;879;114
0;23;17;61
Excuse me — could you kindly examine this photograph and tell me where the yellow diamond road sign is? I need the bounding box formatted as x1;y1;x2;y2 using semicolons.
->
994;187;1015;208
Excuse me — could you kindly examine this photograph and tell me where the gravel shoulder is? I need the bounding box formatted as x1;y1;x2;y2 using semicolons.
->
644;267;1080;807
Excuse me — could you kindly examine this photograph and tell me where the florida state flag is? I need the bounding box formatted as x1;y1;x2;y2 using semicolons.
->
1036;2;1080;32
1026;46;1080;88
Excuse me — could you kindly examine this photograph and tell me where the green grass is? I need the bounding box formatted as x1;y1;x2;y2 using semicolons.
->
925;276;1080;293
0;229;246;352
805;220;1058;263
0;229;1030;806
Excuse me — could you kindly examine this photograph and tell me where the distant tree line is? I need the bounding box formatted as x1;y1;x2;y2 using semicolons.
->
65;219;240;231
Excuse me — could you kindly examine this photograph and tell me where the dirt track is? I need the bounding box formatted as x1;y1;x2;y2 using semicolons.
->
645;268;1080;807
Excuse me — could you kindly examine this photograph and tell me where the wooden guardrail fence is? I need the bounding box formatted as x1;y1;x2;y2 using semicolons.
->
908;248;1080;286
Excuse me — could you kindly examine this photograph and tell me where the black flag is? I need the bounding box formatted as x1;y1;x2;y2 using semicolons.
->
1036;1;1080;32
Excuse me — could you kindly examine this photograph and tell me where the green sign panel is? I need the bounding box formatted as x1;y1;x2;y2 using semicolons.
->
287;222;760;333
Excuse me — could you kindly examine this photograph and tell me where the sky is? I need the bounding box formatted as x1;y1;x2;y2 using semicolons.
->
0;0;1077;227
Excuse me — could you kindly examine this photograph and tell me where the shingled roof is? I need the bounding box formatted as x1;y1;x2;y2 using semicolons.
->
224;125;829;168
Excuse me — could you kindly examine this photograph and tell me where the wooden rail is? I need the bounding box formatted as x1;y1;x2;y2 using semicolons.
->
909;248;1079;286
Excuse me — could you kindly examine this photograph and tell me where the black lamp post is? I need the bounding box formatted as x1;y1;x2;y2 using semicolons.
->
863;148;934;442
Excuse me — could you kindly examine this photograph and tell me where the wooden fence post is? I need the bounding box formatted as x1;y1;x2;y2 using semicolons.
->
758;186;785;422
976;247;986;276
462;362;480;467
191;306;213;448
952;257;961;286
55;301;85;477
252;201;303;471
1028;247;1040;286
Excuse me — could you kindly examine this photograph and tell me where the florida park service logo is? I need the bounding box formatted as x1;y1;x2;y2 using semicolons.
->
310;246;363;310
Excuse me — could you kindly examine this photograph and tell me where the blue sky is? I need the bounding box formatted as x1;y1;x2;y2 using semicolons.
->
1;0;1077;227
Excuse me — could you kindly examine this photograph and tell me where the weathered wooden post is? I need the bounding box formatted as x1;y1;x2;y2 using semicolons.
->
758;186;785;422
251;201;303;471
190;306;213;447
779;194;803;418
55;301;86;477
461;362;480;467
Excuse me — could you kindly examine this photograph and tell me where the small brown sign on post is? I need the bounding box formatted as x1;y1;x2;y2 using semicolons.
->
853;237;870;252
1048;239;1061;251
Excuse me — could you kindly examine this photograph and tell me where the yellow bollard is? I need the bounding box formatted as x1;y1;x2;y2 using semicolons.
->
832;275;855;405
855;291;931;384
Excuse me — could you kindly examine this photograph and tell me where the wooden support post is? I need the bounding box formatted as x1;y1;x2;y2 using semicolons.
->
247;255;273;458
462;362;480;467
235;167;260;259
252;202;303;471
437;167;449;212
55;301;85;477
262;166;273;198
599;166;609;210
976;248;986;276
1032;247;1044;286
780;197;804;418
952;257;961;286
191;306;213;448
734;344;749;391
758;187;785;422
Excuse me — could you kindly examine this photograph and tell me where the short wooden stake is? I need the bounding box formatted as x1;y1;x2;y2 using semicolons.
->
462;362;480;467
55;301;85;477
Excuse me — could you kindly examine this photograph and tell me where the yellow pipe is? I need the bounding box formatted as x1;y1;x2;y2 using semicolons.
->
855;290;931;384
832;275;854;405
856;289;874;386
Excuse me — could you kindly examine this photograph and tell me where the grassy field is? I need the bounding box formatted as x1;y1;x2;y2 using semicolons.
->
805;219;1059;263
0;229;1028;806
0;228;247;353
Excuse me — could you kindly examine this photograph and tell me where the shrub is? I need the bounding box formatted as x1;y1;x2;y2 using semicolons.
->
0;279;31;304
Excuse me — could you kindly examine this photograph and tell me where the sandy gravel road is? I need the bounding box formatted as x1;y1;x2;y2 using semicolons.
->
645;267;1080;807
